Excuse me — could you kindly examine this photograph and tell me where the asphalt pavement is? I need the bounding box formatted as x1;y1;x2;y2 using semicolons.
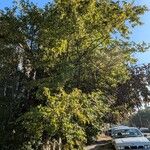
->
84;139;113;150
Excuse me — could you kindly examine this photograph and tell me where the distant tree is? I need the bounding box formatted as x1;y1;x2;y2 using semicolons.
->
129;108;150;128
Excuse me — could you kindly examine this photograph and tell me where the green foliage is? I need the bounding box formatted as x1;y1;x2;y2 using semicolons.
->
17;88;107;149
36;0;147;91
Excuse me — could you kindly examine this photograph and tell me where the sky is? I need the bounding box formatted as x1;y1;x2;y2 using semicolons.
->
0;0;150;65
131;0;150;65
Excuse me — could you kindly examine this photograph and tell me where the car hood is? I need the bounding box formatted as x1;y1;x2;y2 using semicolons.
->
115;137;150;144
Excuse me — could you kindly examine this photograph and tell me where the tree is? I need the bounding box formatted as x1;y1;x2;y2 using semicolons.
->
121;65;150;114
0;0;148;149
129;108;150;128
103;63;150;124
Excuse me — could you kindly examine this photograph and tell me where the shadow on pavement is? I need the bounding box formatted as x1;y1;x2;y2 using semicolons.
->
87;140;113;150
92;142;113;150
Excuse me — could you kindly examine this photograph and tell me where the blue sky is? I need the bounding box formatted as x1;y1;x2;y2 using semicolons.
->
0;0;150;65
131;0;150;65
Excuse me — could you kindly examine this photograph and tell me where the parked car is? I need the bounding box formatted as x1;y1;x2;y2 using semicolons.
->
140;128;150;140
112;127;150;150
105;125;129;137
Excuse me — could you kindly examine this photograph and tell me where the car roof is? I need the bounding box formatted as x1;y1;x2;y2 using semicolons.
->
111;125;129;130
113;126;130;130
140;127;149;130
128;127;139;129
113;127;140;131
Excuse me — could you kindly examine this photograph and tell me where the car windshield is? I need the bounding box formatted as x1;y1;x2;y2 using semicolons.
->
113;128;143;138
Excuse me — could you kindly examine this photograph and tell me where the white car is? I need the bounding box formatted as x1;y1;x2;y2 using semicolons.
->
112;127;150;150
140;128;150;141
106;125;129;137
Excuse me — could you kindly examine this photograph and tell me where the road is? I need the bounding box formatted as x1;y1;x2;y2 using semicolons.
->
85;142;113;150
84;135;113;150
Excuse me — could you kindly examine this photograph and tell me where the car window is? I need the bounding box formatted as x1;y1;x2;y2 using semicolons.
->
113;128;143;138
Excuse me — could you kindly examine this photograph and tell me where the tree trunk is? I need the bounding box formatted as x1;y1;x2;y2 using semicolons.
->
58;137;62;150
